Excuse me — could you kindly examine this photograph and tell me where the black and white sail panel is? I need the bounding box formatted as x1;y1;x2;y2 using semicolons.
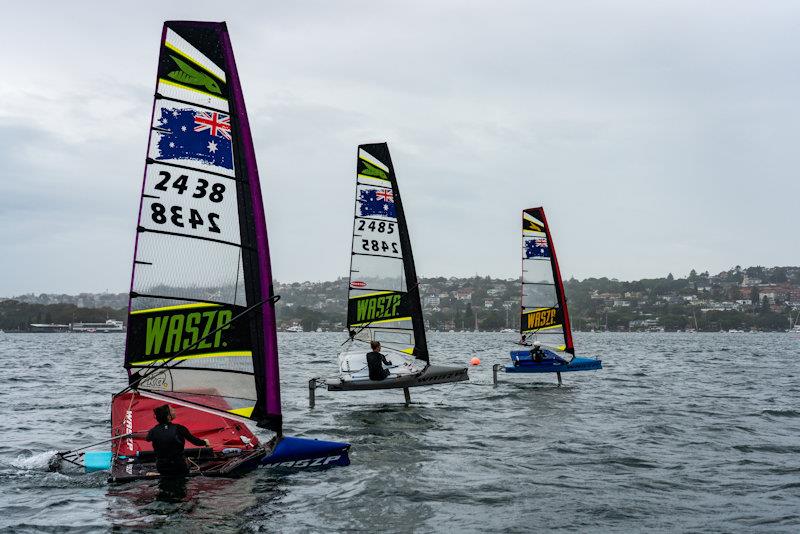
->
347;144;426;360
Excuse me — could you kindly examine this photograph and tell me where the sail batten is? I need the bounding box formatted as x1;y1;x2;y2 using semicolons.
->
520;207;574;355
123;21;281;433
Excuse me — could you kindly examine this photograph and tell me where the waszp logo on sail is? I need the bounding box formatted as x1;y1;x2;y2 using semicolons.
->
145;309;232;355
525;308;559;330
355;294;401;323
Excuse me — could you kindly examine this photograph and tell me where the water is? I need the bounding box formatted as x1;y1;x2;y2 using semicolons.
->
1;332;799;533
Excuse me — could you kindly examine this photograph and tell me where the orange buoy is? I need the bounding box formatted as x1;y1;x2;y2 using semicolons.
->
470;357;481;366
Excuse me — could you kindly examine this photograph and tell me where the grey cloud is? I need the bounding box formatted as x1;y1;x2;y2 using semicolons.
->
1;1;798;295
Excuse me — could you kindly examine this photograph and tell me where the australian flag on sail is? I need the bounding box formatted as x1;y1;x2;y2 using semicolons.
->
154;107;233;170
359;188;396;218
525;237;550;258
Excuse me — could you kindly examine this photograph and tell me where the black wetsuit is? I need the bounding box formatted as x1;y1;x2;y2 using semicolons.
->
366;351;391;381
146;423;206;476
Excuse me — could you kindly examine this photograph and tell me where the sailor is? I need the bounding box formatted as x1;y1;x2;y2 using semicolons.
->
146;404;210;477
530;341;545;362
366;340;392;380
517;334;532;346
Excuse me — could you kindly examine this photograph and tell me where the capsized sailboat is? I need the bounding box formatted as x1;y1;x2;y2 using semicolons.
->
309;143;468;405
493;207;601;385
53;21;349;480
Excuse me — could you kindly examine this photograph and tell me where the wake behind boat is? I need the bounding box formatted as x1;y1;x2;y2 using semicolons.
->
493;207;601;385
51;21;349;481
309;143;468;406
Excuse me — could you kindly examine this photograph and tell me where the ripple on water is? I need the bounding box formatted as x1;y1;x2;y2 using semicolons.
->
1;332;799;532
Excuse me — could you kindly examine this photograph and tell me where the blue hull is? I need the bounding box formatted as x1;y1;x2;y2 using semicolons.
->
261;436;351;469
505;352;602;374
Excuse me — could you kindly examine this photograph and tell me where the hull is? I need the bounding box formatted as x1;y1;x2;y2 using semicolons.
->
261;436;350;468
326;365;469;391
90;435;350;481
505;351;602;374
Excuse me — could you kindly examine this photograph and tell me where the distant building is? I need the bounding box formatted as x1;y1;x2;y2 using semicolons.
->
454;289;473;301
742;274;762;287
423;295;440;307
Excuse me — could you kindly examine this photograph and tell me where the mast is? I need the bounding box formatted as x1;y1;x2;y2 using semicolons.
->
219;23;281;431
121;21;280;433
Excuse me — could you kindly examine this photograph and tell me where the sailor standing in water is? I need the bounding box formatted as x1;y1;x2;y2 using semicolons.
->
146;404;210;477
366;341;392;380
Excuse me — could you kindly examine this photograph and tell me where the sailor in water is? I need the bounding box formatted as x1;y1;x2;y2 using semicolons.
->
366;340;392;380
146;404;210;477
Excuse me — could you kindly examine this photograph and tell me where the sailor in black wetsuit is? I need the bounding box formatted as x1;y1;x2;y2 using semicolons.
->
146;404;209;477
530;341;545;362
366;341;392;381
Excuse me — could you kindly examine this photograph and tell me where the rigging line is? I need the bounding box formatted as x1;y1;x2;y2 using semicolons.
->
342;337;413;359
348;287;407;294
137;226;252;250
525;299;561;337
233;251;242;308
341;282;420;346
130;292;233;307
116;294;280;397
351;251;402;259
57;432;137;458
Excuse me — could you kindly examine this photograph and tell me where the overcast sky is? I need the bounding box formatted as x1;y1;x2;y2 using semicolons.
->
1;1;798;296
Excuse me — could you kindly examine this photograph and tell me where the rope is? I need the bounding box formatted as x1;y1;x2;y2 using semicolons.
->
434;378;461;405
186;456;207;477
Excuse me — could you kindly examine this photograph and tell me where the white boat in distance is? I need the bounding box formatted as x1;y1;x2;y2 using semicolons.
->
72;319;125;333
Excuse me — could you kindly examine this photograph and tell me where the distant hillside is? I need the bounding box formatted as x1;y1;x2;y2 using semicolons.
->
0;300;126;332
3;266;798;332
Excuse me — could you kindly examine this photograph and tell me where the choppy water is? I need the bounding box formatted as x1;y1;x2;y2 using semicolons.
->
1;332;799;532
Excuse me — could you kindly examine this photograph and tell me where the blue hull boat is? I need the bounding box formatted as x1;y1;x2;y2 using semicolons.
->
504;351;602;373
493;207;603;386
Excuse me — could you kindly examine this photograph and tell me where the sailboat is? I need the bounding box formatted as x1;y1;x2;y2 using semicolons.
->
309;143;468;406
493;207;601;385
52;21;349;480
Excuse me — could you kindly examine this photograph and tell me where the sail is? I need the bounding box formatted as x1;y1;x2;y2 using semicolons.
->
346;143;428;361
122;21;281;433
520;207;574;355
